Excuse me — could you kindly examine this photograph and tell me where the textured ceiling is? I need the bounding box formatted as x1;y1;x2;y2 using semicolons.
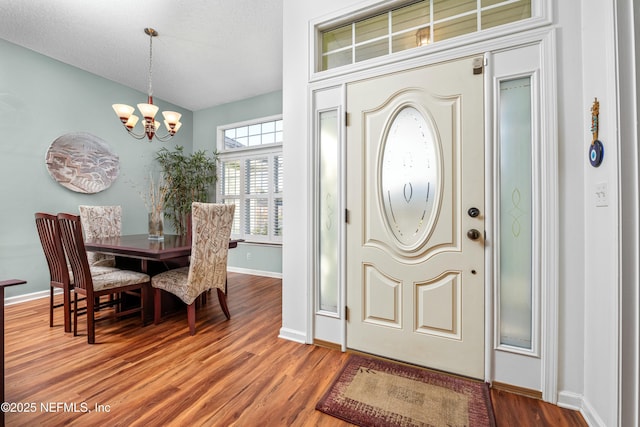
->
0;0;283;111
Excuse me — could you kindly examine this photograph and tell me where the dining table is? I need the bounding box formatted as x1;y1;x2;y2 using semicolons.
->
84;234;241;274
84;234;242;320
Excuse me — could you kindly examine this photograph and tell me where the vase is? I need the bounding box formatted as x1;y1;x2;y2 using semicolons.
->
148;211;164;240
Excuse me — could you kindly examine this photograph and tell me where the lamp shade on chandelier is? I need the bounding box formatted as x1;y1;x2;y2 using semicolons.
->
112;28;182;142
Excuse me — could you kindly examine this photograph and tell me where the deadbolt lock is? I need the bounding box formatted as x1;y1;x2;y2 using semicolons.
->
468;207;480;218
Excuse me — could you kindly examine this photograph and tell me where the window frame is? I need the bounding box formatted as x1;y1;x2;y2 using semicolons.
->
310;0;551;80
217;115;283;244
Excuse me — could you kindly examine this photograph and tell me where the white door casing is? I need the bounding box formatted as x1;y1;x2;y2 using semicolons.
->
346;56;485;379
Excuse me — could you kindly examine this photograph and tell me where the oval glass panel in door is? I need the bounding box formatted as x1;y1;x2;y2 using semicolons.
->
381;106;439;249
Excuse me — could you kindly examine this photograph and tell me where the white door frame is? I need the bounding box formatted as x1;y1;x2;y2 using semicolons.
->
309;27;558;402
485;36;558;402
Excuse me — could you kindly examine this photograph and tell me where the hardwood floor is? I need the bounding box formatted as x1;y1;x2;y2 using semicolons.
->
3;273;586;426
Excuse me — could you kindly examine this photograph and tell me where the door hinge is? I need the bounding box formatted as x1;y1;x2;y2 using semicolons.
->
345;112;350;126
473;57;484;75
345;306;349;321
345;209;350;224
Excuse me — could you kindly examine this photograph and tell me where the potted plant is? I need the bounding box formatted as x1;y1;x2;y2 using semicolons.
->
155;146;218;235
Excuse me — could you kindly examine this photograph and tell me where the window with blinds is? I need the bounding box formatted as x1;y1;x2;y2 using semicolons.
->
319;0;533;71
217;116;283;243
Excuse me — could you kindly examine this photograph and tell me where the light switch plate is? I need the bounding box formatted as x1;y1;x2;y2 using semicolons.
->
595;182;608;207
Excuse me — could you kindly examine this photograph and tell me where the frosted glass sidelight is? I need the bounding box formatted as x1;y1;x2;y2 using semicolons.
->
318;110;339;313
498;77;533;349
381;106;439;248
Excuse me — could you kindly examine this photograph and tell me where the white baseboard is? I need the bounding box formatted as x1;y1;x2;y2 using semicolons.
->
278;327;307;344
5;269;280;307
227;267;282;279
558;390;605;427
580;397;606;427
5;289;52;306
557;390;583;411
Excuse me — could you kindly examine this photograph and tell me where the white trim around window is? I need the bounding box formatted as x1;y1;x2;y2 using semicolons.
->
217;115;283;244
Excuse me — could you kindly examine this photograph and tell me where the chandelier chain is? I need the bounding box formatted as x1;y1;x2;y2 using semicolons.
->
148;31;153;97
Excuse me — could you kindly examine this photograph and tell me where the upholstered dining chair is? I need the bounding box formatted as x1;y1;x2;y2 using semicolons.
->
57;213;150;344
152;202;235;336
35;213;121;333
78;205;121;267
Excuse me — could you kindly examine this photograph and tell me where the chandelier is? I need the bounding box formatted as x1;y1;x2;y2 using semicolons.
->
112;28;182;142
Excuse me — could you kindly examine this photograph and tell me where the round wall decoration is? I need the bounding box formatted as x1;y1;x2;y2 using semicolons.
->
45;132;120;194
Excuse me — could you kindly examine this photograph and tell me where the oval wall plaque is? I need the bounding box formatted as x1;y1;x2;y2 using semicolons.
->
45;132;120;194
380;106;440;248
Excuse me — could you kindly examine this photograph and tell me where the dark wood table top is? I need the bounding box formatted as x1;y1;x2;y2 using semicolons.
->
0;279;27;289
84;234;241;262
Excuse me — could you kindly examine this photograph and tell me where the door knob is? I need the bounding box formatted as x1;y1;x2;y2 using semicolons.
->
467;229;481;240
468;207;480;218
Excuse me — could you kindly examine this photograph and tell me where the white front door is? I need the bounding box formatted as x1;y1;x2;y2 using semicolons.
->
346;56;485;379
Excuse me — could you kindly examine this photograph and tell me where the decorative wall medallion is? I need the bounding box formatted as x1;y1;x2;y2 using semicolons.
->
380;106;440;249
45;132;120;194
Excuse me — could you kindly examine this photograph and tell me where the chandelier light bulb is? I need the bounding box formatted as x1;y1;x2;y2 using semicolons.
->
112;104;135;123
137;102;159;120
125;115;139;129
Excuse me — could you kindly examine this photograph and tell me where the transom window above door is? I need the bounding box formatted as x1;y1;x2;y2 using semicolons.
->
318;0;536;72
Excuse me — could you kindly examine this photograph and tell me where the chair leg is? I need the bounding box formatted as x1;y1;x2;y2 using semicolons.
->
154;288;162;325
141;286;147;326
87;295;95;344
63;288;71;333
217;288;230;320
73;293;78;336
49;286;54;328
187;302;196;336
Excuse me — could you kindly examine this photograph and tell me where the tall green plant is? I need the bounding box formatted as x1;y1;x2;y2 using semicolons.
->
155;146;217;235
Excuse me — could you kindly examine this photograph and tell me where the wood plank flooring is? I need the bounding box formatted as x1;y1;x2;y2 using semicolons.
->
3;273;586;426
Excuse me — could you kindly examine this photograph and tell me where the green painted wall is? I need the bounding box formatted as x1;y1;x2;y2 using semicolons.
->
193;91;283;275
0;39;282;299
0;39;193;298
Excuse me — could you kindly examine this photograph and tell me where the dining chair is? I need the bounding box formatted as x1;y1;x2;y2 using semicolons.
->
152;202;235;335
57;213;150;344
35;213;121;333
78;205;122;267
35;213;74;333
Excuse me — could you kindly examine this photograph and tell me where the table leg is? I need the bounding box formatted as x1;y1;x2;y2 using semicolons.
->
0;280;26;427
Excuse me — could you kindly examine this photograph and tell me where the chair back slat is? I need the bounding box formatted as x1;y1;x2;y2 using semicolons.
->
34;213;69;287
57;213;93;295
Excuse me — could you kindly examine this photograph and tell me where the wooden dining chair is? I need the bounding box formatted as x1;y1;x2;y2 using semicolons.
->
35;213;74;333
57;213;151;344
35;213;121;333
152;203;235;335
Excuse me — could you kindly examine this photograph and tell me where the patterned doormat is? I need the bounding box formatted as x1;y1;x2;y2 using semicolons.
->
316;355;496;427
